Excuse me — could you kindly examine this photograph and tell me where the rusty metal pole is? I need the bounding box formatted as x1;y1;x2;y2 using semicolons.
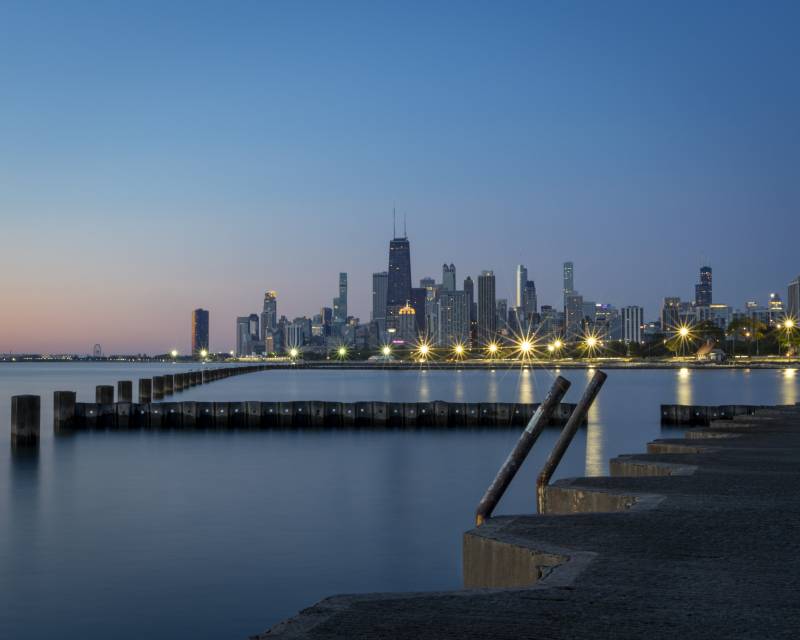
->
536;370;607;513
475;375;571;526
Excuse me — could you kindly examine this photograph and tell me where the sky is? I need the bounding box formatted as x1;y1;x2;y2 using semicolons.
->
1;1;798;354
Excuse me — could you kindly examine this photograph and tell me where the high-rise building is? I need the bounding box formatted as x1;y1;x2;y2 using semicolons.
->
235;316;251;357
371;272;388;323
789;276;800;319
438;290;470;346
333;272;348;323
515;265;527;309
661;297;681;333
563;262;574;308
464;276;476;344
695;266;712;306
622;306;644;344
261;291;277;340
410;287;427;333
565;293;584;337
477;271;496;344
396;302;417;343
442;263;456;292
523;280;538;316
387;235;412;320
191;308;209;356
420;276;436;290
496;299;508;331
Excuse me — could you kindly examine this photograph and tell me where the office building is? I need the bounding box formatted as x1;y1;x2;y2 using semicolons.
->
438;290;470;346
622;306;643;344
695;266;713;306
789;276;800;320
260;291;278;340
442;263;456;292
515;265;527;308
477;271;496;343
563;261;574;307
661;297;681;333
565;293;584;337
371;272;388;323
464;276;477;344
497;298;508;331
235;316;251;357
333;272;348;323
191;308;209;356
387;235;412;319
410;287;427;333
396;302;417;343
523;280;538;316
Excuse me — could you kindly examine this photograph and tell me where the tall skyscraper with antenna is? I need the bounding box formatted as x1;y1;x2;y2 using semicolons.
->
386;209;412;322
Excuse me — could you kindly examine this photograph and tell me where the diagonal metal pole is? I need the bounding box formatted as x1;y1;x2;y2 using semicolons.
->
475;375;571;526
536;370;607;513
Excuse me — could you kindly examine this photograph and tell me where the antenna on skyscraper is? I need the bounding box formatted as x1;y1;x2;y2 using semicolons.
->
403;212;407;238
393;206;396;238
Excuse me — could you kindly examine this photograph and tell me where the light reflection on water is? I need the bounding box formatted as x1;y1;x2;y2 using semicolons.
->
0;363;799;640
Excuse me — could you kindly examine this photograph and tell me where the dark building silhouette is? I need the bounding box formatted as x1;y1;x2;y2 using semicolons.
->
477;271;496;344
192;308;209;355
410;287;427;333
695;266;712;306
387;235;412;320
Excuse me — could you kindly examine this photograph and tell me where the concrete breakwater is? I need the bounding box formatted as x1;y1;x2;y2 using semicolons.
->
257;404;800;639
660;403;774;425
57;400;580;430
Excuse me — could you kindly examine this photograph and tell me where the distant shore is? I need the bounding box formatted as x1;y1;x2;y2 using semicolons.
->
1;356;798;370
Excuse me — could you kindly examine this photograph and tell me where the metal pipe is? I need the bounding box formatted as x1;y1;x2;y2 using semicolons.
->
475;375;571;526
536;370;607;513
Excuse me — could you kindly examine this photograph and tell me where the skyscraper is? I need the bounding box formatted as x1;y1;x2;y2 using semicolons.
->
235;316;251;357
523;280;538;316
496;298;508;331
464;276;476;343
387;235;412;320
622;306;644;344
789;276;800;319
515;265;527;309
477;271;496;343
695;266;712;306
371;272;388;322
261;291;277;340
333;272;348;323
442;263;456;292
565;293;584;338
563;261;574;308
438;290;470;346
191;308;209;356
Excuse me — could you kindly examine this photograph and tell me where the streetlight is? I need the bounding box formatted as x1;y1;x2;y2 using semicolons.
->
289;347;299;359
170;349;178;358
199;349;208;359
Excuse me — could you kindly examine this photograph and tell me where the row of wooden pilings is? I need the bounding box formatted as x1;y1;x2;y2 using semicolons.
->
660;404;774;425
9;364;268;446
54;400;581;431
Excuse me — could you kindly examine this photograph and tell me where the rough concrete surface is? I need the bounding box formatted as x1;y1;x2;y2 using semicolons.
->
252;407;800;639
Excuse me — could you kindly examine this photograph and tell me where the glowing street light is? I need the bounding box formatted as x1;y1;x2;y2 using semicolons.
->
381;345;392;357
199;349;208;359
485;342;500;358
289;347;299;359
336;346;348;359
679;326;690;337
452;342;467;360
170;349;178;358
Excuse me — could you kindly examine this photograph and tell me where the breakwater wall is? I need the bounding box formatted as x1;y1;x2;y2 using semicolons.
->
659;403;782;425
57;400;580;430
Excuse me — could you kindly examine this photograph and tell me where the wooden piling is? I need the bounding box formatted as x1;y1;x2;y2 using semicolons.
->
117;380;132;403
139;379;152;404
153;376;165;400
11;395;40;446
163;375;174;396
53;391;76;433
96;385;114;404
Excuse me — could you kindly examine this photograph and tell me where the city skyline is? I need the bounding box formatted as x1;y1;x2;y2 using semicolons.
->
1;2;799;353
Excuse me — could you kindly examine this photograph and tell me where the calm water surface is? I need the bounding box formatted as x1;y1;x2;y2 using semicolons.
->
0;363;797;639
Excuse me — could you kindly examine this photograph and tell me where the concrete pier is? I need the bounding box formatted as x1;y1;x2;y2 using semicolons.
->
11;395;40;446
256;405;800;639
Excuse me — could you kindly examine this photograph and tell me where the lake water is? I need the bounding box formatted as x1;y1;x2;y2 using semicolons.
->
1;363;797;639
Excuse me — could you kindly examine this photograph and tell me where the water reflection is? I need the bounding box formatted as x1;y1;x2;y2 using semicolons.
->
487;370;499;403
453;370;465;402
677;368;693;406
781;369;797;405
517;368;534;404
415;370;431;402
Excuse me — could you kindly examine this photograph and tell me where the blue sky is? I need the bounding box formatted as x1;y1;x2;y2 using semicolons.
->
1;1;798;353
